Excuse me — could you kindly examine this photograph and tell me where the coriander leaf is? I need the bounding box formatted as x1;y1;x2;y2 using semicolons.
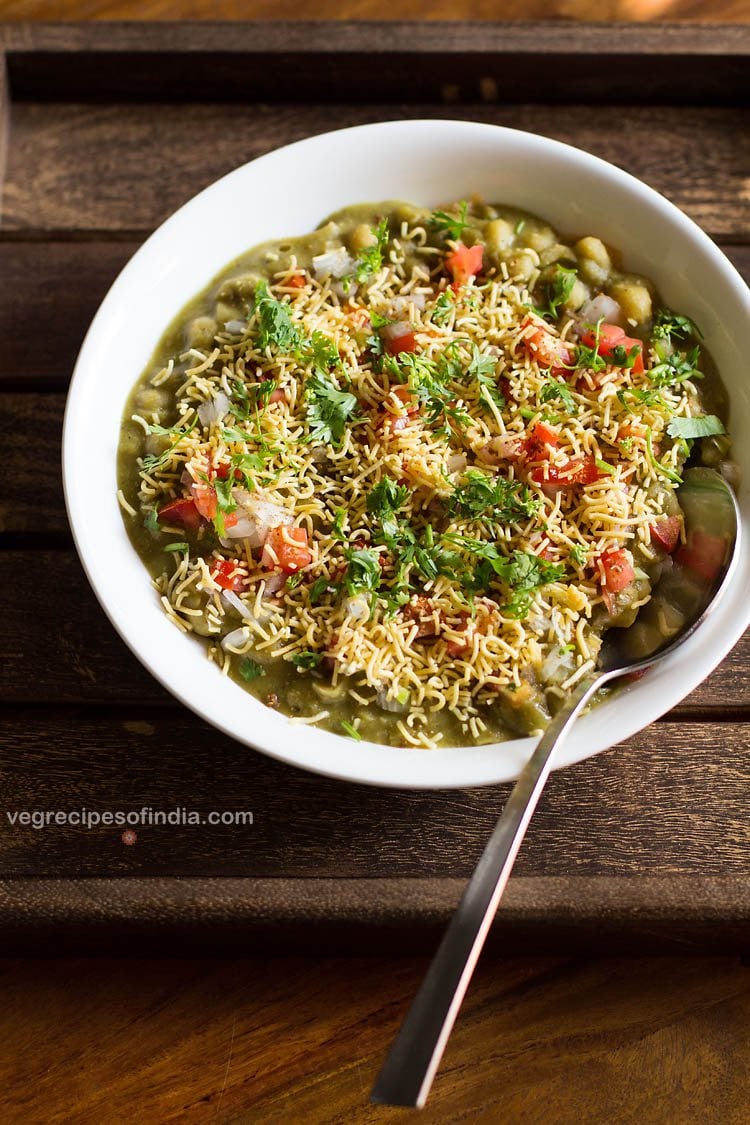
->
213;476;237;538
291;651;322;670
309;575;332;603
466;343;496;381
252;280;302;353
342;547;381;597
305;330;342;376
570;544;588;566
239;657;266;682
306;373;359;446
540;379;577;415
367;477;409;518
666;414;725;440
649;346;703;387
429;201;470;241
431;290;455;326
164;541;188;553
139;415;197;476
448;470;539;526
343;218;389;292
653;308;701;343
609;342;641;369
144;508;159;533
331;508;347;541
538;264;577;320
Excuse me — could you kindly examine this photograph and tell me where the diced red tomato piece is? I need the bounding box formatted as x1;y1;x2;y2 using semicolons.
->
385;330;417;356
157;497;202;530
285;272;306;290
262;526;313;574
598;548;635;594
581;322;645;374
210;559;247;592
268;387;287;404
650;516;681;554
522;325;572;372
524;420;560;459
391;385;419;413
445;242;484;286
191;482;217;521
675;530;727;582
531;455;608;489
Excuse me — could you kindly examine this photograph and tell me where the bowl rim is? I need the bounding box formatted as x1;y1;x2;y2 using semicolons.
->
63;118;750;790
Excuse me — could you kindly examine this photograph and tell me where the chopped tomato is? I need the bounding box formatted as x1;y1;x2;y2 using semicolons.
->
191;482;217;521
210;559;247;592
445;242;484;286
650;516;681;554
524;420;560;459
385;330;417;356
581;322;645;374
268;387;287;404
285;272;306;290
390;385;419;413
675;530;727;582
522;324;572;372
262;526;312;574
213;462;244;481
531;455;607;489
598;548;635;594
157;497;201;530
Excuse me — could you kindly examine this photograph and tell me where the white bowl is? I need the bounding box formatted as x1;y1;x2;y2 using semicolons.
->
63;120;750;789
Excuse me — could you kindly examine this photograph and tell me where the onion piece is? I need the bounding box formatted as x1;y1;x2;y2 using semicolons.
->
221;590;250;618
198;391;231;427
312;247;354;279
381;320;412;344
389;294;426;317
447;452;467;474
262;572;287;597
221;625;250;651
222;490;294;545
577;294;623;329
224;319;246;335
377;687;410;713
343;594;371;623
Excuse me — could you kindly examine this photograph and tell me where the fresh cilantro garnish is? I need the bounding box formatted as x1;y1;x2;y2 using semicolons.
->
139;415;196;476
538;264;577;320
540;380;577;415
213;476;237;537
444;537;564;604
594;458;616;475
306;373;359;446
448;470;539;526
239;658;266;682
341;719;362;741
666;414;725;440
331;508;347;541
649;346;703;387
252;280;303;353
466;344;505;413
144;508;159;533
617;387;665;412
291;651;322;670
342;547;381;597
309;575;332;603
652;308;701;343
305;330;342;376
569;544;588;566
429;201;470;241
343;219;389;292
432;290;455;326
286;572;304;590
164;541;188;553
397;350;470;437
646;428;682;484
367;478;409;519
514;218;526;235
609;342;641;369
575;320;607;374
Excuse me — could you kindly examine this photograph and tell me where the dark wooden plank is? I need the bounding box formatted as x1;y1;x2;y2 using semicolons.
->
1;710;749;881
3;103;748;237
1;243;748;387
0;394;64;530
1;23;748;104
0;877;748;954
1;546;749;709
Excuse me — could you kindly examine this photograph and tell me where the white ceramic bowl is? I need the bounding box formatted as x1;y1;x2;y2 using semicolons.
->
63;119;750;789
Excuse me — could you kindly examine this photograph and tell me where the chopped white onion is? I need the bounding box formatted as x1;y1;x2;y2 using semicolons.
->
389;293;426;317
312;247;354;279
376;688;410;713
381;320;412;343
540;649;575;686
221;625;250;651
224;319;246;335
262;572;287;597
447;452;468;474
222;490;293;545
221;590;249;618
343;594;371;623
198;391;231;427
578;294;623;328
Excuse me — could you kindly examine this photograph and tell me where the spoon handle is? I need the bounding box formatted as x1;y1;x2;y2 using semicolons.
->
371;672;603;1108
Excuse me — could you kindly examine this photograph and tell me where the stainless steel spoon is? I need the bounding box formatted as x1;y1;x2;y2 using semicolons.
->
372;467;740;1108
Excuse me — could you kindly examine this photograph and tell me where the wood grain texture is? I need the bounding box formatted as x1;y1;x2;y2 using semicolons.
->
3;102;749;236
0;954;749;1123
1;710;749;880
1;244;748;386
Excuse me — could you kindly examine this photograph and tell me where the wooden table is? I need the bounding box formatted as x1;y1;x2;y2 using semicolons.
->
1;18;749;1123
